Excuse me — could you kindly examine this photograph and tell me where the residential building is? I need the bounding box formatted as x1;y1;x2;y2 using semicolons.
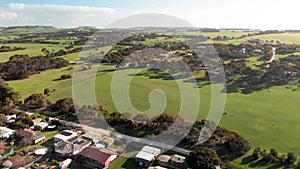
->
78;146;117;169
135;146;161;167
54;130;77;142
54;136;91;157
0;127;15;139
34;122;49;131
170;154;188;169
32;118;42;126
15;129;45;145
102;137;114;147
83;132;102;143
157;154;188;169
149;166;168;169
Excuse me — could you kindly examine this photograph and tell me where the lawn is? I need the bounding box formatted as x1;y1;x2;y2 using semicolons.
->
7;64;300;156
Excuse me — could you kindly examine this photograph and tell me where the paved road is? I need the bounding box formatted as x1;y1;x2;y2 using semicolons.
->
61;120;191;155
16;109;191;155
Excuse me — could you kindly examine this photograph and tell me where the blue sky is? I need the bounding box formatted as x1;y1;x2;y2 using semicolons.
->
0;0;299;29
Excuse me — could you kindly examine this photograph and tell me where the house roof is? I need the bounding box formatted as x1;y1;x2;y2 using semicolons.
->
83;132;102;142
158;155;171;163
141;146;161;156
15;129;44;140
35;122;49;127
149;166;168;169
54;130;77;141
80;146;116;164
135;151;155;162
0;127;15;135
55;136;91;154
170;154;185;163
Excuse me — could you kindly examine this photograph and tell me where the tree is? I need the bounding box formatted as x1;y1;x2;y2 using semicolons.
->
44;88;51;95
0;79;20;107
252;147;261;159
0;80;20;114
50;98;74;114
60;74;71;80
24;93;48;109
0;114;7;126
186;147;221;169
270;148;278;158
286;152;297;165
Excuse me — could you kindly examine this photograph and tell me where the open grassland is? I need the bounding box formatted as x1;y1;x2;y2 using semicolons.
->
167;30;256;37
0;43;68;62
6;65;300;156
204;30;256;38
251;32;300;44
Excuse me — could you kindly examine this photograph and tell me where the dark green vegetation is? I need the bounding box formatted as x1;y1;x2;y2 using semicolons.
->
1;26;300;168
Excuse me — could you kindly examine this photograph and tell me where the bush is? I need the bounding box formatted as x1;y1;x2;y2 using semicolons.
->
60;74;71;80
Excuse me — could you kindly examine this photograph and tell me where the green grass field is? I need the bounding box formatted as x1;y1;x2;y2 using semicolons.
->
204;30;256;38
6;64;300;156
250;32;300;44
0;43;68;62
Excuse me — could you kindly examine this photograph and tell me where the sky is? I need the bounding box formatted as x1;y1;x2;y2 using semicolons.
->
0;0;299;29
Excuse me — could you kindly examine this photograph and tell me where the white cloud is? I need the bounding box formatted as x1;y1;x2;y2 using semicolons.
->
1;1;300;29
2;3;119;27
9;3;115;13
9;3;25;10
0;10;18;20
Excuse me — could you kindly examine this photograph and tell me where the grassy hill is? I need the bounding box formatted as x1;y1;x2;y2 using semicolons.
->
0;26;58;34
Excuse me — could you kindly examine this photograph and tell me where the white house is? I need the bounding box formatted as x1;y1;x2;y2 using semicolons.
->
0;127;15;139
34;122;49;131
135;146;161;167
54;130;77;142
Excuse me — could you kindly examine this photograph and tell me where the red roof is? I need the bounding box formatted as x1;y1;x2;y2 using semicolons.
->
15;129;42;139
79;146;116;163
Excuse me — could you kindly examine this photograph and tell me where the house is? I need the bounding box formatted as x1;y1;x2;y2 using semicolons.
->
83;132;102;143
158;155;171;166
239;48;246;54
2;160;13;168
32;118;43;126
102;137;114;147
157;154;188;169
54;136;92;157
34;122;49;131
253;49;262;53
15;129;45;145
248;39;264;44
170;154;188;169
5;114;16;121
0;127;15;139
54;130;77;142
149;166;168;169
59;158;72;169
78;146;117;169
5;114;16;124
135;146;161;167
